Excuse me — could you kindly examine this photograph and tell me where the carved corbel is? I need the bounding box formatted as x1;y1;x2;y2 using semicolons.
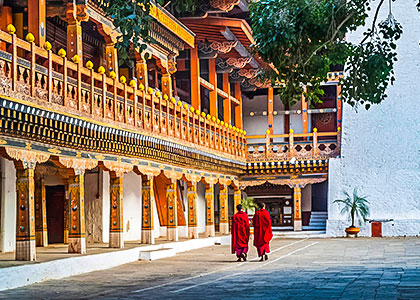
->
218;177;231;186
210;0;240;12
59;157;98;175
185;173;202;184
103;161;133;177
6;148;50;169
163;169;183;183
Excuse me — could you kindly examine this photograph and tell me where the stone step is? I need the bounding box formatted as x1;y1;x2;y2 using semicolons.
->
139;248;176;261
311;211;328;215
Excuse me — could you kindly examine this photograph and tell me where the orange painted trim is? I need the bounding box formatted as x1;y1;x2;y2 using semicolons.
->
268;87;274;134
209;59;218;117
223;73;231;124
190;47;200;110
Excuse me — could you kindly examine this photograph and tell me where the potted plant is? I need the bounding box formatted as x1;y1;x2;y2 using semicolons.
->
333;188;370;237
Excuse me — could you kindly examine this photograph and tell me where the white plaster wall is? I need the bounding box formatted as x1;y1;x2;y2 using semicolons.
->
123;172;142;241
152;189;161;238
197;182;206;233
0;158;16;253
243;115;267;144
84;170;103;243
327;1;420;237
102;171;110;243
178;180;188;238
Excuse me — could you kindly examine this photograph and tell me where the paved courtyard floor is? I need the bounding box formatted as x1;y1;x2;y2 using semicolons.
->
1;237;420;299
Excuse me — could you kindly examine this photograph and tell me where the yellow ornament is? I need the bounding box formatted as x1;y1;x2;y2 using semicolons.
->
98;66;105;74
224;123;229;128
289;129;294;134
244;131;247;136
206;114;211;120
313;128;318;133
129;80;136;88
177;101;182;107
201;112;206;118
120;76;127;84
109;71;116;79
221;121;225;126
229;124;232;129
139;83;145;91
148;87;154;94
188;104;193;111
72;55;80;64
58;48;66;58
266;129;271;134
25;33;35;43
212;116;216;122
43;41;52;51
155;91;161;97
217;119;221;124
163;94;169;100
85;60;93;70
171;97;176;104
338;126;341;131
6;24;16;34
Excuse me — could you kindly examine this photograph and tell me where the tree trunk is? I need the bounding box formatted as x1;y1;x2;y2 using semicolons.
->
351;210;355;227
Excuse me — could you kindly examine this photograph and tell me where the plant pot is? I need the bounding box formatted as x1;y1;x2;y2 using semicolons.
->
345;226;360;237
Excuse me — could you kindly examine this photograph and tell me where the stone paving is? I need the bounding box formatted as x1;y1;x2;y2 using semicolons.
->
1;237;420;299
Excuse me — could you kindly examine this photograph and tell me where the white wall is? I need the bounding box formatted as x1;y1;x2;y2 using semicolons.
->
0;158;16;253
197;182;206;233
102;171;110;243
123;172;142;241
327;1;420;237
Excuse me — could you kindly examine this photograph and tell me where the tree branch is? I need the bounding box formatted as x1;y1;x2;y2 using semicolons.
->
360;0;386;44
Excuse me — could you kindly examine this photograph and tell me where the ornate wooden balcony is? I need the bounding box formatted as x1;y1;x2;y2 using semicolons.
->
0;28;245;163
246;130;340;163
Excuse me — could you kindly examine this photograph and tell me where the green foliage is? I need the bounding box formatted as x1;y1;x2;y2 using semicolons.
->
249;0;402;110
333;188;370;227
241;197;258;214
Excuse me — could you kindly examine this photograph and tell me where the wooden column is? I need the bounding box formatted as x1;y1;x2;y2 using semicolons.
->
66;3;85;61
190;47;200;110
141;175;155;244
162;73;172;98
64;183;69;244
302;86;308;134
209;59;218;117
293;187;302;231
234;188;241;209
28;0;46;46
268;87;274;134
0;7;12;50
109;175;124;248
15;168;36;261
205;183;215;237
136;58;148;88
187;181;198;239
105;44;119;76
166;180;178;241
68;172;86;254
234;82;242;129
219;184;229;234
35;179;48;247
223;73;231;124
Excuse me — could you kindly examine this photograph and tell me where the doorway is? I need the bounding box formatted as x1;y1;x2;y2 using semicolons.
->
46;185;65;244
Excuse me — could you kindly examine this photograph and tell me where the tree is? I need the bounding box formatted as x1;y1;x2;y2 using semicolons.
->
333;188;370;227
249;0;403;110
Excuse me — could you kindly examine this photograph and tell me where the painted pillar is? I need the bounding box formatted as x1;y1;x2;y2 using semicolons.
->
35;179;48;247
136;58;148;88
28;0;46;46
336;84;342;130
141;175;155;244
268;87;274;134
223;73;231;124
302;86;308;134
68;173;86;254
66;3;84;60
166;180;178;241
105;44;119;76
162;73;172;98
190;47;201;110
16;168;36;261
293;187;302;231
205;183;215;237
234;188;241;209
234;82;242;129
209;59;218;117
219;184;229;234
109;175;124;248
63;183;69;244
187;182;198;239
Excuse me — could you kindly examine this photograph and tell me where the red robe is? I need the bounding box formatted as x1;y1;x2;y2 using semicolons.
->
231;211;250;254
253;209;273;256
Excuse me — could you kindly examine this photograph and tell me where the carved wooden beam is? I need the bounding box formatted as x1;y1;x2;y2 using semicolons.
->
210;0;241;12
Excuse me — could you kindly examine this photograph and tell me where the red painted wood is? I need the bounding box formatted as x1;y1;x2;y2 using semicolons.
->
371;222;382;237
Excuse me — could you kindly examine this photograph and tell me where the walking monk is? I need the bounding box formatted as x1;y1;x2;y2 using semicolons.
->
231;204;250;261
253;202;273;261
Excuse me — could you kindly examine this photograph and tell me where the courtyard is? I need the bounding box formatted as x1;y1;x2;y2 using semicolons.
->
1;237;420;299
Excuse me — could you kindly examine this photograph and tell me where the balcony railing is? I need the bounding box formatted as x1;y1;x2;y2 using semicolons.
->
246;130;340;162
0;28;245;161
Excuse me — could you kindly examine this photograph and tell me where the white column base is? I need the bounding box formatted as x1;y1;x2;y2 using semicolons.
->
294;220;302;231
68;237;86;254
167;227;178;241
188;226;199;239
205;225;215;237
16;240;36;261
142;229;155;244
220;222;229;234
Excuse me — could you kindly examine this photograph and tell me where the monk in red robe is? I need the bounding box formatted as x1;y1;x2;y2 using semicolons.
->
253;202;273;261
231;204;250;261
